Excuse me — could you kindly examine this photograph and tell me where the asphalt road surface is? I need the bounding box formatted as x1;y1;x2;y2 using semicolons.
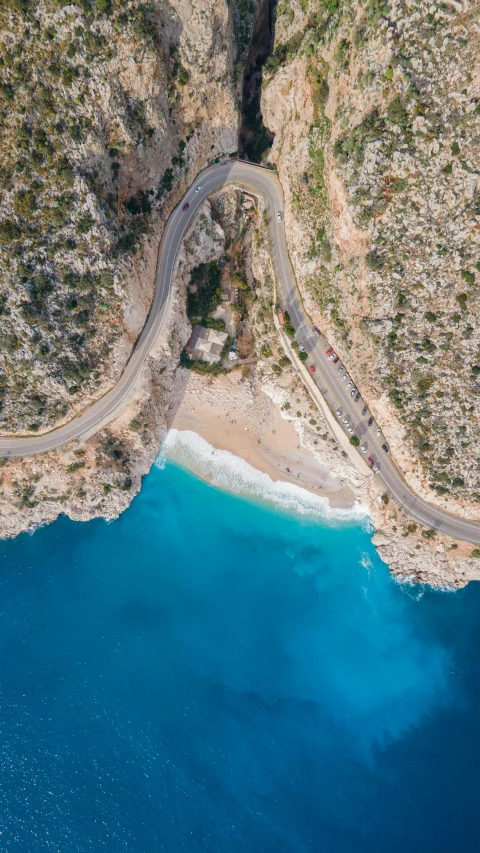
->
1;161;479;545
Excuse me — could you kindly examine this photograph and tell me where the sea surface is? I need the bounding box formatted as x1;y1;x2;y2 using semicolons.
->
1;445;480;852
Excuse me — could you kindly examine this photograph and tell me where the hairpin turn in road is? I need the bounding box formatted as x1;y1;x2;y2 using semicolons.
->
1;161;478;544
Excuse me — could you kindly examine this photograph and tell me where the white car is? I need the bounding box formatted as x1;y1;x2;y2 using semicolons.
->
342;374;348;381
348;427;354;434
373;465;379;473
277;212;282;222
195;185;203;193
342;418;349;425
335;410;342;417
376;428;381;436
328;353;336;360
346;382;352;390
361;445;367;453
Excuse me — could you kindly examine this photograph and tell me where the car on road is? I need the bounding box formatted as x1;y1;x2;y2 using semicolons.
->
368;417;373;426
342;418;349;425
335;410;342;417
382;444;389;453
342;374;348;381
277;212;282;222
367;456;374;466
373;465;379;473
195;185;203;193
326;347;334;356
376;428;381;436
309;365;315;373
182;202;189;211
362;406;367;416
355;392;360;402
361;445;367;453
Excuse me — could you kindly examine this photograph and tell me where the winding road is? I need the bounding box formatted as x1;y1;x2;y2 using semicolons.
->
1;160;479;544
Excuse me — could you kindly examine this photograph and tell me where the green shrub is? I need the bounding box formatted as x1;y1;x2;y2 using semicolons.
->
461;270;475;286
66;461;85;473
387;95;409;128
451;141;460;156
381;494;389;504
298;350;308;362
350;435;360;446
261;344;272;358
471;549;480;559
366;250;384;270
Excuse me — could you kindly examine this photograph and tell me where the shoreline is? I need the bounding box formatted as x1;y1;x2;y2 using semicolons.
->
167;372;357;510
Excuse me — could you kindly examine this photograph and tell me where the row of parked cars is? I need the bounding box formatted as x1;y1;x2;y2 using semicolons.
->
325;348;388;473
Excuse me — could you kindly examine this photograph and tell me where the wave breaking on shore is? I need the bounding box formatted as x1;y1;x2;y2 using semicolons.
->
158;429;370;526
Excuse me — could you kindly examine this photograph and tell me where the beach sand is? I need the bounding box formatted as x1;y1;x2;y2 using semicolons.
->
167;371;355;508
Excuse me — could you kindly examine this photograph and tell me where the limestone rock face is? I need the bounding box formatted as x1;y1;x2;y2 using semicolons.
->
0;0;239;538
262;0;480;512
0;0;238;435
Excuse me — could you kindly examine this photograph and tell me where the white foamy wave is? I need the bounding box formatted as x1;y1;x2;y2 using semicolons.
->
157;429;370;526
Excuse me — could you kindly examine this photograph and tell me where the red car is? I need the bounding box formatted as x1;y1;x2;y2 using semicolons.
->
326;347;334;356
367;457;374;466
309;365;315;374
182;202;189;211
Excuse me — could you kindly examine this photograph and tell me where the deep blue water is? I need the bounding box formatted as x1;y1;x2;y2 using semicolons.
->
1;461;480;852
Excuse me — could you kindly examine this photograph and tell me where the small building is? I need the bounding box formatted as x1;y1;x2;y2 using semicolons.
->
278;311;285;325
186;325;228;365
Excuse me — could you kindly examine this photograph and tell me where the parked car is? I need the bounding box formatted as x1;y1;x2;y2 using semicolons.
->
333;356;340;364
373;465;379;473
348;427;354;435
355;392;360;402
362;406;367;416
382;444;389;453
277;212;282;222
328;352;336;360
376;428;381;436
182;202;189;211
361;445;367;453
195;185;203;193
309;365;315;373
299;344;306;353
342;418;349;425
326;347;334;356
367;456;374;466
335;410;342;418
350;389;356;398
342;374;348;381
368;417;373;426
338;365;344;373
346;381;352;390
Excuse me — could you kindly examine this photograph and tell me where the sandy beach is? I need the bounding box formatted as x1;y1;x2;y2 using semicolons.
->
166;370;356;508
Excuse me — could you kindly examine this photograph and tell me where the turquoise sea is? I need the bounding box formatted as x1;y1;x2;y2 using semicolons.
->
1;449;480;851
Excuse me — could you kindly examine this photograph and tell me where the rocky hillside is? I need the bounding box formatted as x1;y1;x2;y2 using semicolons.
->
0;0;239;435
262;0;480;513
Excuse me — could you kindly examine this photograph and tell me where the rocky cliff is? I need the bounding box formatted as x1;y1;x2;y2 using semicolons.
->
262;0;480;514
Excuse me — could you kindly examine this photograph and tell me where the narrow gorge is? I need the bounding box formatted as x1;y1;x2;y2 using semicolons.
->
0;0;479;587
